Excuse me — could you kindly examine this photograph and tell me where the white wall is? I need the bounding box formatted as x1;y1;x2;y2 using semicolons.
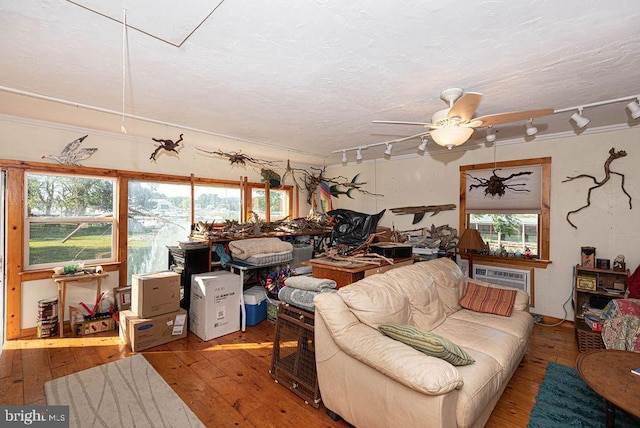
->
326;127;640;320
0;115;316;329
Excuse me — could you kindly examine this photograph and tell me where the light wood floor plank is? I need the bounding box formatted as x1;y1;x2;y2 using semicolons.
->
1;318;579;427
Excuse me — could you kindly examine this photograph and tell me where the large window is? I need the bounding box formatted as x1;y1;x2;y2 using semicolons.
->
25;172;116;269
127;181;193;282
460;157;551;265
194;185;241;223
250;187;292;221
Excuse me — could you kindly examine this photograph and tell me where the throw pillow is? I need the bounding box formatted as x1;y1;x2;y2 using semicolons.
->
459;281;517;317
378;324;475;366
626;264;640;299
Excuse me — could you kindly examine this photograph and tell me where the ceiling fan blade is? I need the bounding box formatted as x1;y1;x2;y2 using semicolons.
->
473;108;554;127
377;131;431;145
372;120;430;126
448;92;482;121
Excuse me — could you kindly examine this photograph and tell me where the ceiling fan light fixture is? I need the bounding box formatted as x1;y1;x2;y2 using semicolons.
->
341;150;347;163
485;126;496;143
430;127;474;150
384;143;393;156
525;119;538;136
570;108;590;129
626;99;640;120
418;137;428;152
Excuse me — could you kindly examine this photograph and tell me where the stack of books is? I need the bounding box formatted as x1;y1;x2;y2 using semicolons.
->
582;304;604;331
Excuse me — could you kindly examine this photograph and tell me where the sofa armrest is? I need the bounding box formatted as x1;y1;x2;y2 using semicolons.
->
315;293;464;395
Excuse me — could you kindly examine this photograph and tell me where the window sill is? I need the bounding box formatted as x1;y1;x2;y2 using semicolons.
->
462;254;551;269
19;262;121;282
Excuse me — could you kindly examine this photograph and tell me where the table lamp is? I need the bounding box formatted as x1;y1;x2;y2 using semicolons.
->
457;229;486;278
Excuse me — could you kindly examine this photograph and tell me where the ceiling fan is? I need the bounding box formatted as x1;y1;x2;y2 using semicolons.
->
373;88;554;150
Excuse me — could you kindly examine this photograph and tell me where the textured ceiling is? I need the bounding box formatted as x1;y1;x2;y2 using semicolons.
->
1;0;639;164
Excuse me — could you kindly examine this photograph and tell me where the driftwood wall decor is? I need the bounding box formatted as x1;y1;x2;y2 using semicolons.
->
150;133;183;161
563;147;632;229
391;204;457;224
467;169;533;197
196;148;279;168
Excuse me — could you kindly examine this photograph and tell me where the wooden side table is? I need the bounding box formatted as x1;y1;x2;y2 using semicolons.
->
576;349;640;427
301;257;415;288
53;272;108;337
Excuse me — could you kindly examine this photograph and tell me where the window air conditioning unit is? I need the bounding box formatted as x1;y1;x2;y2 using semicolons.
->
473;264;530;295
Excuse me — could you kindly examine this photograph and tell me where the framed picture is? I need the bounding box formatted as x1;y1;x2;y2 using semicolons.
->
577;275;597;291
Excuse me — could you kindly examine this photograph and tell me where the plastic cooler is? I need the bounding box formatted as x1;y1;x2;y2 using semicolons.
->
243;286;268;326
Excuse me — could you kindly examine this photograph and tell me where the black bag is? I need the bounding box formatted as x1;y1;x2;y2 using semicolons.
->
328;209;386;248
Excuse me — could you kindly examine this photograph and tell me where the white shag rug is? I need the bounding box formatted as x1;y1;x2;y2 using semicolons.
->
45;354;204;428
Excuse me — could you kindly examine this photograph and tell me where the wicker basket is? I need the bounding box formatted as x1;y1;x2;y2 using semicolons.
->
577;327;605;352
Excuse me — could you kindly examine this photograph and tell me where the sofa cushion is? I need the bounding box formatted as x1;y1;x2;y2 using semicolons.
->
459;281;517;317
379;324;475;366
465;277;529;312
415;258;467;315
449;308;534;340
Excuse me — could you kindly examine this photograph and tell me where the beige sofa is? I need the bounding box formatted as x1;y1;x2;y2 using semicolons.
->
314;258;533;428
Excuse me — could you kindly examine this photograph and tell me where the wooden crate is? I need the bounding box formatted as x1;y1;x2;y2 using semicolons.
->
269;303;321;408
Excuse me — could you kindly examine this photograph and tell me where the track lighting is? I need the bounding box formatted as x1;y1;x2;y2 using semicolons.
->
627;98;640;120
356;147;363;161
341;151;347;163
485;126;496;143
525;119;538;136
418;137;428;152
570;108;590;129
384;143;393;156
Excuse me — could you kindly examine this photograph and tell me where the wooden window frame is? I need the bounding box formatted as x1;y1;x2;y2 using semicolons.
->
459;157;551;269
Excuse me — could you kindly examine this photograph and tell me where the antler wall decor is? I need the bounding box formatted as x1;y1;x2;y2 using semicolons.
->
562;147;632;229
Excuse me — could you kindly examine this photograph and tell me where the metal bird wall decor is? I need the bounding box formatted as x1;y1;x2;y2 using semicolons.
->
42;135;97;166
562;147;632;229
150;133;183;161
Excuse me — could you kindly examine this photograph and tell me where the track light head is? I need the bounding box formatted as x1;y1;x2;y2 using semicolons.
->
418;137;428;152
341;151;347;163
627;99;640;120
570;108;590;129
525;119;538;136
384;143;393;156
356;147;363;161
485;126;496;143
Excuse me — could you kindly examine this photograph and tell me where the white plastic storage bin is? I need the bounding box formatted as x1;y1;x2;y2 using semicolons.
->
243;286;267;326
190;271;240;341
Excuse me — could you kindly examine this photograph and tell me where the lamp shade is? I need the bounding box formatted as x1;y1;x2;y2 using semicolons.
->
457;228;486;252
430;127;474;149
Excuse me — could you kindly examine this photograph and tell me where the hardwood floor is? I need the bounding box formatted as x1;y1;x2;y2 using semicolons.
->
1;319;579;427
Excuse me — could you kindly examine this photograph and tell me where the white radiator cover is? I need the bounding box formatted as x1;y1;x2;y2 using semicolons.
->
472;264;530;295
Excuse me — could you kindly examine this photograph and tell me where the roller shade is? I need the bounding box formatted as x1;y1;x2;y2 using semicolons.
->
465;164;542;214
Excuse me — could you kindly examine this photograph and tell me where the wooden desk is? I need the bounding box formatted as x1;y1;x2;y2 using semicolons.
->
576;349;640;427
53;272;108;337
302;257;415;288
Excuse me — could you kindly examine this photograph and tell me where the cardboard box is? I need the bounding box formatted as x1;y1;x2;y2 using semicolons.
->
243;286;267;326
119;308;188;352
190;271;240;341
131;271;180;318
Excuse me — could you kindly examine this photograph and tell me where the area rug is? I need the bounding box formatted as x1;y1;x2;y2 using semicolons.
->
45;354;204;428
528;362;640;427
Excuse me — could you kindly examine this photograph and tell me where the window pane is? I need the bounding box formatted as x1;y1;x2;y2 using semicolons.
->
25;173;116;269
469;214;538;257
27;173;114;217
194;186;241;223
28;222;113;265
128;181;192;283
269;189;289;221
251;189;266;220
